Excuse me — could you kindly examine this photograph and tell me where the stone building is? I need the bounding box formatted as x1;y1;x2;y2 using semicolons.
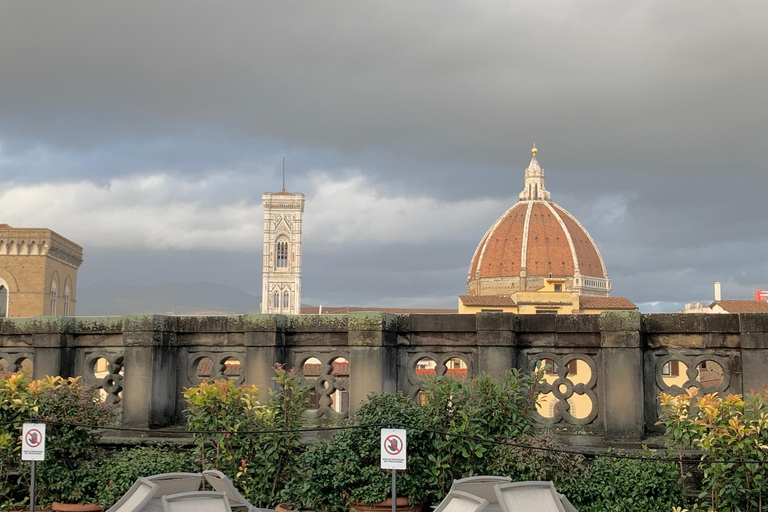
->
261;188;305;314
460;146;636;314
0;224;83;317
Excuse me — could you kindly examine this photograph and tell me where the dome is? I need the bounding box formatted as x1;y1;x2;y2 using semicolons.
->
467;146;611;297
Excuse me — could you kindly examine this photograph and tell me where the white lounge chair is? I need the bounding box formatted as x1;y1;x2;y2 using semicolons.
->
450;476;512;503
105;477;159;512
203;470;258;512
493;481;565;512
161;491;232;512
433;490;489;512
145;473;204;497
558;493;579;512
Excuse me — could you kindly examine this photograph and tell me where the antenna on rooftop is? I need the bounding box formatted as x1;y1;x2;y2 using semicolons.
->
282;156;286;192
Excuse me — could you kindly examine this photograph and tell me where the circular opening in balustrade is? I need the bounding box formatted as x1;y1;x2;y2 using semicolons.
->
0;358;8;374
445;357;468;380
302;357;322;412
221;357;241;380
537;391;557;419
661;360;688;388
565;359;590;385
329;356;350;413
93;357;109;379
18;357;33;377
696;360;724;390
414;357;437;380
196;356;214;379
536;358;558;385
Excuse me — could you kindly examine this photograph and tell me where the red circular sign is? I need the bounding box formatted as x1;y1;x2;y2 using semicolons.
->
384;434;403;455
25;429;43;448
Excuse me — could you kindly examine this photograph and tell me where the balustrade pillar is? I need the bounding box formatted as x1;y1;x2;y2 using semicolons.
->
121;315;178;429
244;314;286;395
347;312;397;415
739;313;768;393
476;312;516;376
600;311;644;440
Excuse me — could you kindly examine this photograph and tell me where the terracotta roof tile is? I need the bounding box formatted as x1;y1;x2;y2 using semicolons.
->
458;295;517;306
551;204;605;277
526;203;574;276
711;300;768;313
579;296;637;310
471;203;528;279
300;306;457;314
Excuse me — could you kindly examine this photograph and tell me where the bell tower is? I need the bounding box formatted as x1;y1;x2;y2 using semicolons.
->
261;185;305;314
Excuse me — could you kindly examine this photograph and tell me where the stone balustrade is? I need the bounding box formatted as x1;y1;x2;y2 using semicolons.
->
2;311;768;441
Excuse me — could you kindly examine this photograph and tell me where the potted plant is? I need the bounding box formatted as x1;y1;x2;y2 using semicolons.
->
280;393;433;512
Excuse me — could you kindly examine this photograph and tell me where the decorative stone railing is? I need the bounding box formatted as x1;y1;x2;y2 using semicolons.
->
1;312;767;441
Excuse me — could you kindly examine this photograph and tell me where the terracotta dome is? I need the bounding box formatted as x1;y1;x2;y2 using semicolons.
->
467;146;611;297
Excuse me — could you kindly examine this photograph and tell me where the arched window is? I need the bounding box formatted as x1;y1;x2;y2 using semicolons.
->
63;283;71;316
273;292;279;308
50;280;58;315
283;292;290;308
0;284;7;318
276;239;288;268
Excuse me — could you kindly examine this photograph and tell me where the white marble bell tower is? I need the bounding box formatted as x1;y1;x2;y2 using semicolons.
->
261;184;305;314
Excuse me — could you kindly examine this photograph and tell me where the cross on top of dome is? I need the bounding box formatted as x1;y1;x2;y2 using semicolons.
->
518;144;550;202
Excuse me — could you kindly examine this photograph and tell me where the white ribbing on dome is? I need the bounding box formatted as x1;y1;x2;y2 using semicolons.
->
518;144;551;202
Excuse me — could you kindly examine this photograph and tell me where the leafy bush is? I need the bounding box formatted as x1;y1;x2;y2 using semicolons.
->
280;392;432;512
420;370;541;497
488;431;587;493
0;373;117;507
659;390;768;512
282;370;542;511
0;372;38;510
183;365;309;508
490;431;683;512
81;445;197;507
567;450;684;512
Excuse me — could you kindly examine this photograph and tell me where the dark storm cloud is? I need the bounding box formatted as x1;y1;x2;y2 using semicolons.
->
1;0;767;308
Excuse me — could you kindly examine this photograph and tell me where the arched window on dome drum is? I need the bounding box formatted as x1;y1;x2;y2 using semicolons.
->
273;292;280;309
0;285;7;318
283;292;289;308
276;240;288;268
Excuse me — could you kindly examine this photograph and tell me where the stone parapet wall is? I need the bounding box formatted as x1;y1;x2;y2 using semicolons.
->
2;311;767;442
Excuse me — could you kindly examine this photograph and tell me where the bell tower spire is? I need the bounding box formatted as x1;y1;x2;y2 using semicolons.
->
518;144;551;202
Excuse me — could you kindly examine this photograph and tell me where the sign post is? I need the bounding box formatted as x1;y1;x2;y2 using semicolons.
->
381;428;407;512
22;423;46;512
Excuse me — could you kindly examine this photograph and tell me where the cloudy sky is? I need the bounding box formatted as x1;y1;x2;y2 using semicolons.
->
1;1;767;311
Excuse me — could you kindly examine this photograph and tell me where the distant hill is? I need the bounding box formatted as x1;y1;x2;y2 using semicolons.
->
76;281;261;316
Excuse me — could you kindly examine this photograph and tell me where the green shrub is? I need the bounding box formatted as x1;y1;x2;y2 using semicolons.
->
0;372;37;510
567;450;684;512
659;390;768;512
0;373;117;508
420;370;541;497
282;370;543;511
488;431;587;495
183;365;309;508
280;392;432;512
83;445;197;507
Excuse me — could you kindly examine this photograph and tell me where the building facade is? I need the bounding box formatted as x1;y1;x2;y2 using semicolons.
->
0;224;83;317
261;190;305;314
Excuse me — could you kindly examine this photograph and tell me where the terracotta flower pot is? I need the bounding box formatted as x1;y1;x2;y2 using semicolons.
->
51;503;103;512
350;498;422;512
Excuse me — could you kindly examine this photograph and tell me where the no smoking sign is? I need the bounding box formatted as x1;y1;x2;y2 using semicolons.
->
22;423;46;461
380;428;406;470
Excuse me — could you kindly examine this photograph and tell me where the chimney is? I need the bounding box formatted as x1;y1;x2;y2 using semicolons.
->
714;282;722;302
